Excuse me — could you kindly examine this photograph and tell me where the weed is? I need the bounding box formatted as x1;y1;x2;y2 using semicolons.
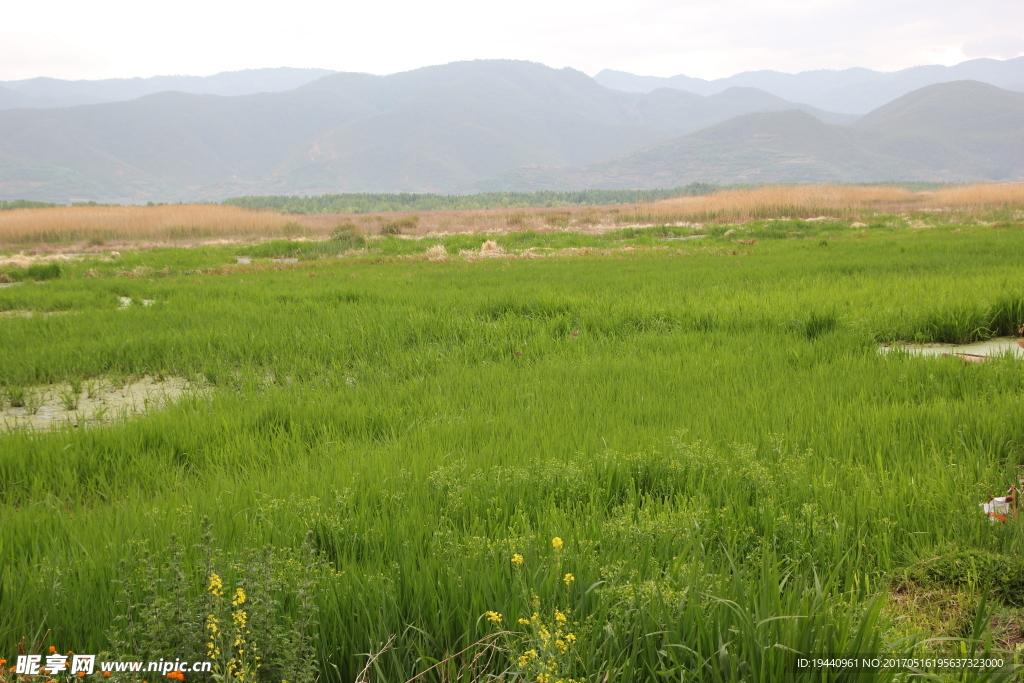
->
801;311;839;340
23;388;42;415
330;221;365;249
109;519;321;683
543;210;571;227
896;546;1024;606
380;216;418;235
6;385;26;407
58;384;80;411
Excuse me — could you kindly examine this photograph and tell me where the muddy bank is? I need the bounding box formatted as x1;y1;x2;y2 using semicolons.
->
1;375;204;430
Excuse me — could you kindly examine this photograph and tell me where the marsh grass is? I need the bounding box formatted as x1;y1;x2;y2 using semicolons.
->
1;223;1024;680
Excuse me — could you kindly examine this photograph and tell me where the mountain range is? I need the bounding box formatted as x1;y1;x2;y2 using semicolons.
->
0;68;334;110
595;57;1024;115
478;81;1024;190
0;59;1021;202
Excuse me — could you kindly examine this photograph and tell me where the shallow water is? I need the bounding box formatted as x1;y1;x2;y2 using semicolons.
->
1;375;204;431
879;337;1024;359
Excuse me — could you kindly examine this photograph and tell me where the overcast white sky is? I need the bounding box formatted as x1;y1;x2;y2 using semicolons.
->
1;0;1022;82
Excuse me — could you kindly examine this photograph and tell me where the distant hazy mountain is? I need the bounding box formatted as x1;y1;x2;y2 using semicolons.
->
0;68;336;110
475;82;1024;190
595;57;1024;114
0;60;855;202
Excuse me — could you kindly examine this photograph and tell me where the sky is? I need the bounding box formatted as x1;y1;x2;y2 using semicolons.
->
2;0;1023;82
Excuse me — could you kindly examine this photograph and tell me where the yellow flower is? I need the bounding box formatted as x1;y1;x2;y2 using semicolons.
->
551;537;563;551
563;573;575;586
556;639;567;653
207;574;224;597
565;633;577;644
232;587;247;606
484;611;503;624
511;553;524;565
536;674;550;683
518;618;531;626
554;610;567;624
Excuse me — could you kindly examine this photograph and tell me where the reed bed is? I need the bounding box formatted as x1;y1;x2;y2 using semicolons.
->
0;204;330;247
4;184;1024;250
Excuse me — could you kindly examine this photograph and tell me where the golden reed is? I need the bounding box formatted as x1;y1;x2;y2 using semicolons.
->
2;184;1022;248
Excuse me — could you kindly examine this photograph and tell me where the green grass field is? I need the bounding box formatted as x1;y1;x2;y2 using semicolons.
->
2;221;1023;682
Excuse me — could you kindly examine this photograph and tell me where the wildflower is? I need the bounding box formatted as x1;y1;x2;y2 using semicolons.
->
103;672;111;678
517;649;540;668
565;633;577;644
511;553;524;565
518;617;531;625
537;675;550;683
207;573;224;597
551;537;563;551
554;610;567;624
556;639;567;653
49;646;57;654
484;610;503;624
232;587;246;606
563;573;575;586
78;673;86;678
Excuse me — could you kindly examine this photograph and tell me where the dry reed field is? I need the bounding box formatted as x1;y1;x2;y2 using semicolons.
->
0;204;331;248
2;184;1023;250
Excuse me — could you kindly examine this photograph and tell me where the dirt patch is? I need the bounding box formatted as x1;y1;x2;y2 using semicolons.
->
1;375;205;431
0;252;84;268
990;613;1024;651
886;582;976;641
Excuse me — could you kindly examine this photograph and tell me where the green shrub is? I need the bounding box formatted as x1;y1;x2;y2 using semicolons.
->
380;216;418;235
330;222;365;249
899;546;1024;606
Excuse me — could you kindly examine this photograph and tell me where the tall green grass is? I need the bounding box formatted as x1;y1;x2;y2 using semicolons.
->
1;225;1023;681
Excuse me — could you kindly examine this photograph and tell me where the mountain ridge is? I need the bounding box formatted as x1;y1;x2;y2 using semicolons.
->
595;57;1024;114
0;68;337;110
0;60;857;201
0;63;1020;202
473;81;1024;190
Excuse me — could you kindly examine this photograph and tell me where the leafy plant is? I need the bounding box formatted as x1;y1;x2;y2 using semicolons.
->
329;222;365;249
110;520;322;683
